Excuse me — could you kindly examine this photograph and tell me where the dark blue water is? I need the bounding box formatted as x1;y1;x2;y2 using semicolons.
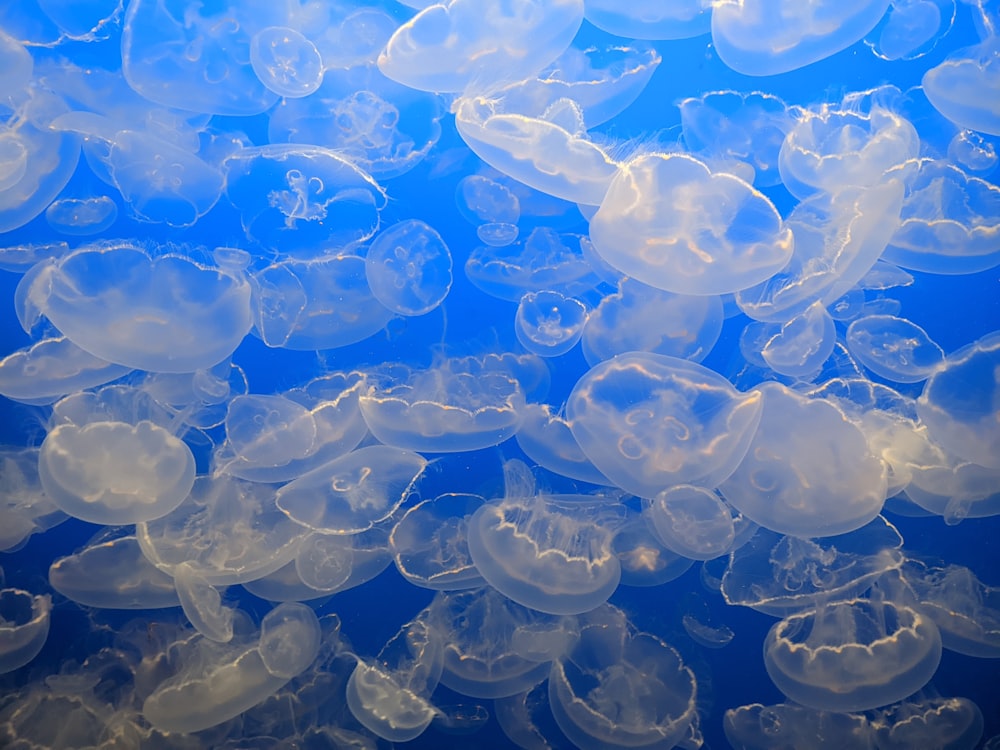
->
1;2;999;748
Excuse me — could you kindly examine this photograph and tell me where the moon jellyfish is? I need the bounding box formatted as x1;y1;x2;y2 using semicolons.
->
567;352;762;499
346;614;443;743
581;278;724;366
44;195;117;235
468;487;622;617
846;314;946;383
122;0;282;115
257;602;322;679
18;242;252;373
757;300;837;378
583;0;710;40
48;534;180;610
249;26;324;99
612;512;696;587
589;152;794;296
763;598;942;712
721;517;905;616
390;492;487;591
456;174;521;246
923;37;1000;136
866;0;956;61
711;0;893;76
681;594;735;649
294;532;354;593
173;561;235;643
515;402;611;485
720;381;888;537
364;219;453;316
646;485;737;562
38;417;196;526
454;95;620;206
917;331;1000;470
881;158;1000;274
870;695;984;750
548;604;698;750
0;447;67;552
0;589;51;674
0;337;131;406
778;101;919;200
377;0;584;94
429;588;555;698
724;702;874;749
515;290;587;357
276;445;427;534
359;357;526;453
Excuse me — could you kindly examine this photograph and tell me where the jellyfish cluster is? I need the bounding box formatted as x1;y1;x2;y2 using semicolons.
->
1;0;999;748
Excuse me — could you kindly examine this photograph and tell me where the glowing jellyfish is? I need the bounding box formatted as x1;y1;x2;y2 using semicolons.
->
44;195;117;235
917;331;1000;470
294;531;354;593
721;517;905;616
846;314;945;383
720;381;888;537
250;27;324;98
778;103;919;200
871;695;984;750
252;253;395;351
514;290;587;357
467;492;622;616
589;152;794;296
173;561;235;643
223;144;386;255
122;0;282;115
38;418;195;526
758;300;838;378
456;174;521;246
866;0;956;61
711;0;893;76
548;604;698;750
429;587;555;699
377;0;584;94
276;445;426;534
454;95;620;206
881;158;1000;274
763;598;942;712
257;602;322;679
390;492;487;591
0;589;51;674
646;485;737;562
612;512;695;587
465;228;602;302
346;614;443;743
724;702;874;749
583;0;710;40
680;91;798;189
48;534;180;610
18;242;252;373
359;357;526;453
365;219;453;316
515;402;611;485
567;352;762;499
923;38;1000;136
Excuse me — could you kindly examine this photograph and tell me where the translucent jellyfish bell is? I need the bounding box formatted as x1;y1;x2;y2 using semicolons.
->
0;589;51;674
359;357;526;453
923;37;1000;136
846;314;945;383
724;702;875;749
870;695;984;750
249;26;324;98
364;219;453;316
18;242;252;374
719;381;888;538
548;604;698;750
567;352;763;499
763;598;942;712
645;485;737;562
514;290;587;357
468;491;622;616
257;602;322;679
589;152;794;296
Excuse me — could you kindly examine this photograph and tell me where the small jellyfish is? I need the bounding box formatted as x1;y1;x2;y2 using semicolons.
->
764;597;942;712
250;26;324;98
514;290;587;357
758;300;838;378
866;0;956;61
870;695;984;750
0;588;51;674
923;37;1000;136
646;485;737;562
257;602;322;679
44;195;118;236
173;561;235;643
364;219;453;316
846;314;945;383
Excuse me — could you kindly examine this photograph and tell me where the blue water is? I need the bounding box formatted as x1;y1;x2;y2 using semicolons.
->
1;1;1000;748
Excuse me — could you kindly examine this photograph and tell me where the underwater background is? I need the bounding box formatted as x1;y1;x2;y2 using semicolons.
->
1;0;1000;748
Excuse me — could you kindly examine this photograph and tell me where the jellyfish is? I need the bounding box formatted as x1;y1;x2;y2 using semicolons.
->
548;604;698;750
456;174;521;246
0;447;67;552
589;152;794;296
257;602;322;679
723;702;874;749
583;0;710;40
365;219;453;316
763;597;942;712
44;195;117;236
359;356;526;453
846;314;946;383
645;485;738;562
923;37;1000;136
0;588;51;674
567;351;763;499
514;290;587;357
612;511;696;587
514;402;611;485
249;26;324;99
17;241;253;374
865;0;956;61
870;694;984;750
173;561;235;643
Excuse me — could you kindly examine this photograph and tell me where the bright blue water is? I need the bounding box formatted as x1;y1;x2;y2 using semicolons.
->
1;1;999;748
